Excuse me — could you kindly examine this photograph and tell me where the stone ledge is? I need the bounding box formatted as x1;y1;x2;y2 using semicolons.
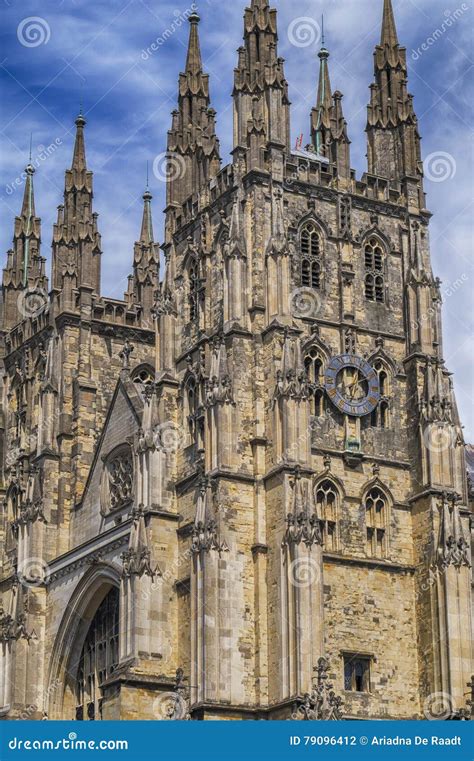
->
323;552;416;574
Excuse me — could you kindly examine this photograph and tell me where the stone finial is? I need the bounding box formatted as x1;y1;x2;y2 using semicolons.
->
292;656;343;721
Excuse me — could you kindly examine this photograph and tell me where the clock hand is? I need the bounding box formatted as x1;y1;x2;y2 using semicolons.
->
349;377;366;400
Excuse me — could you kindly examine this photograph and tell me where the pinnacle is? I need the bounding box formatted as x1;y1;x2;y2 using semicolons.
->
71;112;87;171
20;162;36;219
185;10;203;75
139;188;154;245
380;0;399;47
317;46;333;111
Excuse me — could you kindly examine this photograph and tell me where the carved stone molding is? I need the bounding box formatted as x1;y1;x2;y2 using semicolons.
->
291;657;344;721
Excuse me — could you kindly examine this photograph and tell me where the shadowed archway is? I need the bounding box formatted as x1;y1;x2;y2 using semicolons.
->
47;562;121;720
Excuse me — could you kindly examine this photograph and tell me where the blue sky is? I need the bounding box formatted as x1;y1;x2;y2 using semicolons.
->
1;0;473;438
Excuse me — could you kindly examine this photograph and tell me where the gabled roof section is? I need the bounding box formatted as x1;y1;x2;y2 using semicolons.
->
78;375;145;508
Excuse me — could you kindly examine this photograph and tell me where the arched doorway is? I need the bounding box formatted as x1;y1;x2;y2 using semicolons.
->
75;586;119;720
47;563;121;720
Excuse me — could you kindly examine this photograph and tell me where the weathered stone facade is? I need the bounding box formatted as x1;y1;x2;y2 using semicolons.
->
0;0;472;722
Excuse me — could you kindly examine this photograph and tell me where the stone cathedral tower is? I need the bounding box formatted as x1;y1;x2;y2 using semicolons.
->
0;0;472;722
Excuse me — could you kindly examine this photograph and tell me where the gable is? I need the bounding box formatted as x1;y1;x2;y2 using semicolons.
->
72;380;142;546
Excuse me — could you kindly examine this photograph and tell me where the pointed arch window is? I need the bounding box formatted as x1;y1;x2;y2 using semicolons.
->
188;259;199;322
5;484;20;556
315;479;339;551
364;238;385;303
365;487;388;558
184;375;204;449
185;376;198;440
75;587;119;721
304;348;325;417
370;361;391;429
300;222;322;289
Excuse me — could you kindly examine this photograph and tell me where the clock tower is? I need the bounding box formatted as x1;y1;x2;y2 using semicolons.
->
0;0;471;722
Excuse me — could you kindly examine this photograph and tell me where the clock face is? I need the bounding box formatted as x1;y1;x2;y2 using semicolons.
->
324;354;380;417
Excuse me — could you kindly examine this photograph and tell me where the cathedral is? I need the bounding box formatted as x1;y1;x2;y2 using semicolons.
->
0;0;472;722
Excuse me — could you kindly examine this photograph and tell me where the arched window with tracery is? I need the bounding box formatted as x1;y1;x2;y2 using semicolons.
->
184;376;203;448
315;479;339;551
5;485;20;556
304;348;325;417
188;259;199;322
186;377;197;432
300;222;322;289
370;361;391;429
131;365;155;388
365;487;388;558
101;446;134;515
75;587;119;721
364;238;385;303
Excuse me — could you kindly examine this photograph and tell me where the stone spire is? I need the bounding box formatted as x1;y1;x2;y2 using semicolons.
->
51;113;102;305
233;0;290;170
185;9;203;73
310;42;351;181
381;0;398;47
127;184;159;319
71;112;87;173
166;12;221;208
2;161;48;329
366;0;422;187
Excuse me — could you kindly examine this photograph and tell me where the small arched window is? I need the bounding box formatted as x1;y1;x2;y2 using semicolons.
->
131;365;155;388
380;400;389;429
184;376;199;444
364;238;385;303
300;223;322;289
304;348;325;417
188;260;199;322
370;361;391;429
5;485;20;554
315;479;339;551
365;487;388;558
